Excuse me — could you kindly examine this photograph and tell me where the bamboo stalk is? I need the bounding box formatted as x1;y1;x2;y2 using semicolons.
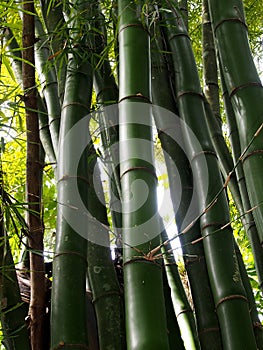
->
92;6;122;255
118;1;170;349
202;0;221;128
87;144;125;350
151;23;222;349
162;263;186;350
161;228;200;350
162;3;257;349
51;55;90;350
202;2;263;321
208;0;263;245
219;60;263;290
35;15;61;157
50;1;93;348
40;0;67;104
22;1;46;348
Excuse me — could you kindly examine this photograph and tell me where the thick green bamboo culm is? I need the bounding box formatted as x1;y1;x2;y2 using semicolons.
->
92;7;122;252
51;57;90;350
150;34;201;350
88;14;124;346
202;0;263;307
118;1;169;349
151;26;223;350
50;1;93;348
208;0;263;245
219;61;263;289
161;3;257;349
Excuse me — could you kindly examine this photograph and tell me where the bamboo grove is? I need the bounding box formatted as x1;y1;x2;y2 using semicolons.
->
0;0;263;349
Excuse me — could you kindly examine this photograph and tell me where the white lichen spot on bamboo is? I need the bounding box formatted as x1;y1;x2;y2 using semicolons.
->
94;266;102;274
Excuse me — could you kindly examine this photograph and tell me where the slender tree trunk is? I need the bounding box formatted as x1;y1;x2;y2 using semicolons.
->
22;2;46;349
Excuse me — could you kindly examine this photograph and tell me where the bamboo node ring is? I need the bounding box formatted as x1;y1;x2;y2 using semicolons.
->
229;82;262;99
242;149;263;163
168;32;190;41
215;294;248;309
53;251;88;265
177;90;204;99
176;308;192;317
214;17;248;33
62;101;90;111
118;23;149;35
191;150;217;163
201;221;227;232
119;94;152;103
120;166;157;181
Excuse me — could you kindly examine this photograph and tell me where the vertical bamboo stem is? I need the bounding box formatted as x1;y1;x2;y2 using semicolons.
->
22;1;46;349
